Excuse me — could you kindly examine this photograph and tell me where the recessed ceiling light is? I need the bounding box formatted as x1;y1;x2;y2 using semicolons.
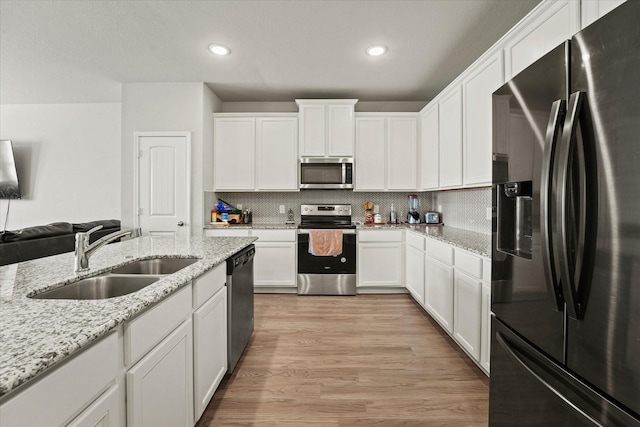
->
208;44;230;56
366;45;387;56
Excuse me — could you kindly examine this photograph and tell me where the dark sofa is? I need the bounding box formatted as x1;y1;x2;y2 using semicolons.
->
0;219;121;266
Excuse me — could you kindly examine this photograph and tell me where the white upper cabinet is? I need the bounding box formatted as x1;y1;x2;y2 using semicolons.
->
214;117;255;191
355;116;386;191
462;50;504;187
581;0;626;28
214;114;298;192
387;116;418;190
296;99;357;157
355;113;417;191
419;103;439;191
438;85;463;189
297;103;325;156
256;117;298;190
503;0;579;80
327;104;356;156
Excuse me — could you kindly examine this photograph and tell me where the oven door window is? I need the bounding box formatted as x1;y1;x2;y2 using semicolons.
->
301;164;343;184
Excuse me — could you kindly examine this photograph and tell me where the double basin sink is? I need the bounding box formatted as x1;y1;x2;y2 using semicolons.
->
30;257;200;300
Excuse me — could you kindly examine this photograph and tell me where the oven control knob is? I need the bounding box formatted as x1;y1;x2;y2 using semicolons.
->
341;257;346;263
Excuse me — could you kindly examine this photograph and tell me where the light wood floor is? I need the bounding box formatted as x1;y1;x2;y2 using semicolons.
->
196;294;489;426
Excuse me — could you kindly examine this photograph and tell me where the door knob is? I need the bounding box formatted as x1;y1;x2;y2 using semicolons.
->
177;221;185;227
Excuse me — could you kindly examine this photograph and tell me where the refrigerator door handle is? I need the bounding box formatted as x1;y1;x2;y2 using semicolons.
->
557;91;595;320
541;99;566;311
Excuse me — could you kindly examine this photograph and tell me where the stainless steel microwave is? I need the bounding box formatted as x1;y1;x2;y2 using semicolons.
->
299;157;354;189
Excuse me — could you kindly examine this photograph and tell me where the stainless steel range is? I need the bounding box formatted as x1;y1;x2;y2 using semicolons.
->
297;204;356;295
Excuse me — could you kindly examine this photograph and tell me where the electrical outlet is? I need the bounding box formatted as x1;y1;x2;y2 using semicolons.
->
279;205;286;214
486;207;492;220
237;204;242;210
437;205;442;212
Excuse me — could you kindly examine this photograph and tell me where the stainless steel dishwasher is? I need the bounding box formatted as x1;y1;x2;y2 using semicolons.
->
226;244;255;373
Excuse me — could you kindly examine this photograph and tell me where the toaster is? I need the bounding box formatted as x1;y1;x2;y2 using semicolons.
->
424;211;441;224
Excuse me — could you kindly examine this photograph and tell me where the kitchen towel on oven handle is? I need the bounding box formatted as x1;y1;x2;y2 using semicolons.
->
308;230;343;256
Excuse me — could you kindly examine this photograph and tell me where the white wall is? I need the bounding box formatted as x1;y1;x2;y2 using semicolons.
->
0;103;121;230
121;82;221;235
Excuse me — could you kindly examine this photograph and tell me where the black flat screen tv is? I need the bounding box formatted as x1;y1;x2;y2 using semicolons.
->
0;140;21;199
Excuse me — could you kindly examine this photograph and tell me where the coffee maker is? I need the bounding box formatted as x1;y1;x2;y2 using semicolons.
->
407;194;421;224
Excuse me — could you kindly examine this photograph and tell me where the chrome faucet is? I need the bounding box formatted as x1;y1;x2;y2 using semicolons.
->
74;225;139;272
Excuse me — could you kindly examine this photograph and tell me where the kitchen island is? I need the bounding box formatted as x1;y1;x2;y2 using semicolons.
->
0;235;256;399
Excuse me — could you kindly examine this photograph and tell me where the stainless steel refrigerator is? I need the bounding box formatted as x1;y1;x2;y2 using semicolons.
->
490;2;640;425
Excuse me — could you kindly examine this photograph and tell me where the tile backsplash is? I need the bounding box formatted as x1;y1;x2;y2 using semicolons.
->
207;191;432;225
205;187;492;234
432;187;492;234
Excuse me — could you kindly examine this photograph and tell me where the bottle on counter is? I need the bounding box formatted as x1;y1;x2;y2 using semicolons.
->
390;203;397;224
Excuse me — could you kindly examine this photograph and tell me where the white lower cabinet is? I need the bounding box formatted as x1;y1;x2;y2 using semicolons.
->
205;228;297;290
416;237;491;376
252;229;297;290
68;383;123;427
127;318;194;427
424;255;454;333
481;282;492;373
193;287;227;420
405;232;426;305
358;230;404;288
453;270;482;361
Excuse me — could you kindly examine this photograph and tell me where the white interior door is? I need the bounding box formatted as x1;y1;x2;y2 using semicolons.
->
136;133;190;237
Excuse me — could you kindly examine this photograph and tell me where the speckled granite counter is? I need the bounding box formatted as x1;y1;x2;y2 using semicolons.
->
361;224;491;257
405;225;491;257
204;223;491;257
203;223;297;230
0;235;256;398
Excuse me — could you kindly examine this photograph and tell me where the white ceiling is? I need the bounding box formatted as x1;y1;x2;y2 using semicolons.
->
0;0;540;105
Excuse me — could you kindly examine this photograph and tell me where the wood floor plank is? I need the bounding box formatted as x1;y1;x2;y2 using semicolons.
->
196;294;489;426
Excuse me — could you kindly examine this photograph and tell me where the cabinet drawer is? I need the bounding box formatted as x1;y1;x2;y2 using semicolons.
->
426;238;454;265
125;284;192;366
358;229;403;242
455;249;483;279
251;229;296;242
483;258;491;283
193;263;226;309
0;331;119;427
204;229;250;237
406;231;425;251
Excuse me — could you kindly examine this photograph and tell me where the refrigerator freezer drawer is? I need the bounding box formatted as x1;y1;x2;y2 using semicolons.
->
490;318;640;427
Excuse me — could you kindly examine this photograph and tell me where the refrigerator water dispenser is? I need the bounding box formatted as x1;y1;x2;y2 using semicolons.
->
497;181;532;259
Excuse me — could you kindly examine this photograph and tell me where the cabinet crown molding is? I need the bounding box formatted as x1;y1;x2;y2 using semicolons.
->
295;99;358;106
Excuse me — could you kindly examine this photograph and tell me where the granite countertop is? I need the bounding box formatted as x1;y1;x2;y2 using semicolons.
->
203;223;298;230
203;222;491;257
360;223;491;257
0;235;256;399
404;225;491;257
